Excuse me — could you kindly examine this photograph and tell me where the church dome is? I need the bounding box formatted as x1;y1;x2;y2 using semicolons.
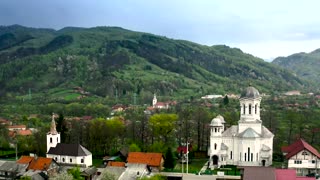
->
211;116;223;126
240;86;260;98
216;115;226;123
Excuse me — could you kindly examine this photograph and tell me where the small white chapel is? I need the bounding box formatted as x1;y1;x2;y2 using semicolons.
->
46;114;92;167
208;86;274;167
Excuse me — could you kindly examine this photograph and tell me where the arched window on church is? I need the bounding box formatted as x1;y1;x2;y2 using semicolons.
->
50;137;52;143
214;143;217;150
243;104;246;114
215;128;217;133
57;137;59;143
255;104;258;114
230;151;233;160
249;104;252;114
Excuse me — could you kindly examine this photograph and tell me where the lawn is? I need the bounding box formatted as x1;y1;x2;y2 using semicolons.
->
164;158;208;174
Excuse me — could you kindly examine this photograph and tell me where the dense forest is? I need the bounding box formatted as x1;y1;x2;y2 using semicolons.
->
273;49;320;88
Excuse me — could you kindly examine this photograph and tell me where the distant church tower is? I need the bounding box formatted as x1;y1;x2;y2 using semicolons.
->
47;113;60;152
152;94;157;107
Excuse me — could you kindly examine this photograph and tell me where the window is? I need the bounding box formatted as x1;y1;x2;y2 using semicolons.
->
215;128;217;133
245;153;247;161
62;158;65;162
243;104;246;114
248;147;250;161
240;152;242;161
251;153;253;162
255;104;258;114
81;159;84;163
302;151;309;156
312;160;316;164
214;143;217;150
70;159;72;163
249;104;252;114
230;151;233;160
294;160;302;164
55;157;57;161
57;137;59;142
50;137;52;143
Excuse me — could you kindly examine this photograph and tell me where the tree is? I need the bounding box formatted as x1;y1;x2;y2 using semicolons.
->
69;167;84;180
149;113;178;145
164;147;175;169
129;143;141;152
223;95;229;105
56;113;67;143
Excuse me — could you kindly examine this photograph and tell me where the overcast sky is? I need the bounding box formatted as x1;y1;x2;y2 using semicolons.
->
1;0;320;60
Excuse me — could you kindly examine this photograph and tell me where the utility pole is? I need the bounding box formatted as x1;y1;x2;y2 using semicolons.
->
186;140;189;174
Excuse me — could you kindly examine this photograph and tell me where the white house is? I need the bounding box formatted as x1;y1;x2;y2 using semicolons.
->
46;114;92;167
208;86;274;168
282;138;320;176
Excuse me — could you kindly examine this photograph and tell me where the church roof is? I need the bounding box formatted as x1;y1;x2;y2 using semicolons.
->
211;116;223;126
222;125;274;138
48;114;58;135
261;144;271;151
240;86;260;99
238;128;260;138
47;143;91;156
221;143;228;150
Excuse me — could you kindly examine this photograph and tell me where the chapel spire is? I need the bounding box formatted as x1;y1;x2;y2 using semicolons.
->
49;113;58;135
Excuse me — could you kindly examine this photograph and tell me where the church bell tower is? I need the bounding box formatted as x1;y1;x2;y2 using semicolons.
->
46;113;60;152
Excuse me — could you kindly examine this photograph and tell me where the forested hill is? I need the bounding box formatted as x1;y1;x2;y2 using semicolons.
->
0;25;310;104
272;49;320;88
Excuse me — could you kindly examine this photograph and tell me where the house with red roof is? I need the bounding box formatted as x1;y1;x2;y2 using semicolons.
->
127;152;164;171
282;139;320;176
17;155;59;177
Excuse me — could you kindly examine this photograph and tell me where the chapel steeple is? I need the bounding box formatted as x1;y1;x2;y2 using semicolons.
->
47;113;60;152
49;113;58;135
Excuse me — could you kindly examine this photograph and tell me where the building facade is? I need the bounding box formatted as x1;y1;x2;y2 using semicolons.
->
282;138;320;176
208;86;274;168
46;114;92;167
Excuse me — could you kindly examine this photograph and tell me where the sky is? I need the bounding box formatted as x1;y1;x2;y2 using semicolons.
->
1;0;320;60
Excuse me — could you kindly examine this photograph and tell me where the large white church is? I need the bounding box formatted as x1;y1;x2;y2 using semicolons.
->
208;86;274;167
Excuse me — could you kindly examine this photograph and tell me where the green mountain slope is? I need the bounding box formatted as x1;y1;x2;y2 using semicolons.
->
0;25;310;104
272;49;320;87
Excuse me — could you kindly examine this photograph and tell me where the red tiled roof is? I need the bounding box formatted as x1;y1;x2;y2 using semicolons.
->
127;152;163;167
107;161;125;167
7;125;26;129
17;129;32;136
17;156;34;164
155;102;167;106
28;157;53;171
281;139;320;159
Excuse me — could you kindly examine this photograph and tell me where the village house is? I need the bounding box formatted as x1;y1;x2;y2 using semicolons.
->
284;90;301;96
17;155;59;178
0;160;27;179
127;152;164;171
282;139;320;176
46;114;92;167
201;95;223;99
208;86;274;168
